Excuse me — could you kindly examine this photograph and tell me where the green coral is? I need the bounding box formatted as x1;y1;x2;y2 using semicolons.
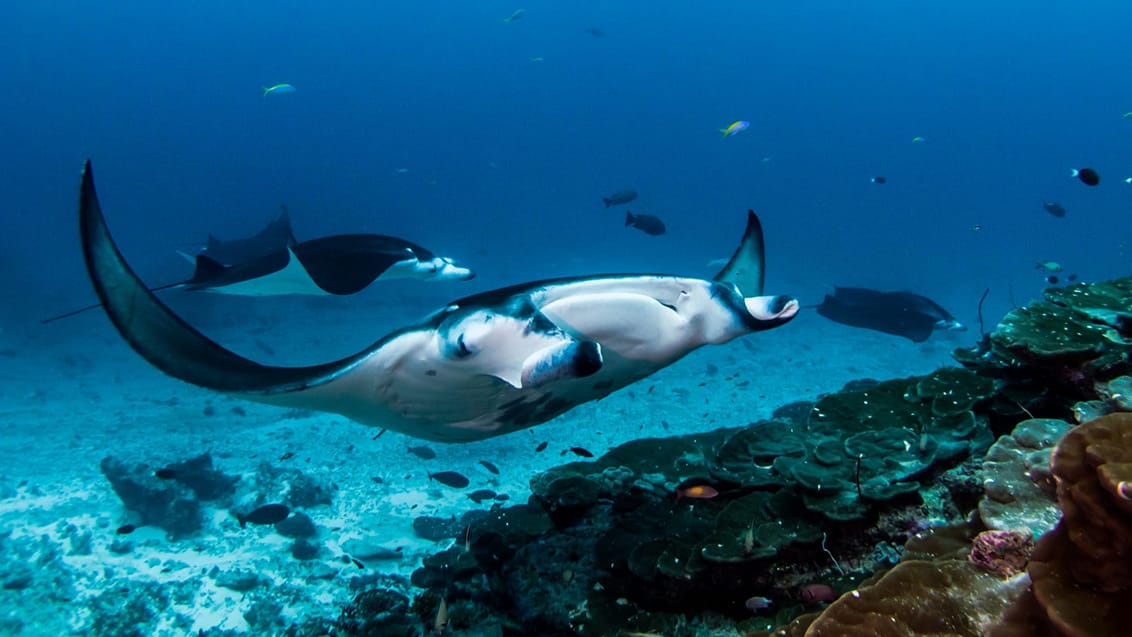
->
961;277;1132;379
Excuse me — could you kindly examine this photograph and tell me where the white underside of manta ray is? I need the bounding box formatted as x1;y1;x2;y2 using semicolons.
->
78;161;799;442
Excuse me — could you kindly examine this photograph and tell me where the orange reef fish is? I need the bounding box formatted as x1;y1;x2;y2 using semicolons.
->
676;484;719;500
720;120;750;137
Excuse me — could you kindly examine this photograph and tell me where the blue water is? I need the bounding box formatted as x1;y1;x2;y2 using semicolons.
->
3;0;1132;331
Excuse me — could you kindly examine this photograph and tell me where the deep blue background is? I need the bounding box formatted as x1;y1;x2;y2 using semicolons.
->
2;1;1131;332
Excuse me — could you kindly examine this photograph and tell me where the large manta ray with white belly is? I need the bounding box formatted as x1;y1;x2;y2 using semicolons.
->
78;161;799;442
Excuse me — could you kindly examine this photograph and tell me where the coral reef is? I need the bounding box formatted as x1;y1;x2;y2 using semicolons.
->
990;412;1132;636
955;277;1132;428
977;418;1069;535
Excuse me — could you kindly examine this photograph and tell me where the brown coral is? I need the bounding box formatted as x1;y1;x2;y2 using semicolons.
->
1046;412;1132;591
990;412;1132;636
801;560;1026;637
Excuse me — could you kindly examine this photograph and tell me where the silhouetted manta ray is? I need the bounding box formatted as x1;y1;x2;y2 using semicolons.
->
43;201;474;323
78;160;799;442
814;286;965;343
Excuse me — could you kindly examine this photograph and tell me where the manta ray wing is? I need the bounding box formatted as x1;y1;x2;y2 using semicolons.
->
712;209;766;296
200;206;297;266
79;160;370;393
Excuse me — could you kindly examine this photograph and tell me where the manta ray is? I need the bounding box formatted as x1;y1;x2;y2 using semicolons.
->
43;202;473;323
814;286;965;343
182;207;474;296
79;161;799;442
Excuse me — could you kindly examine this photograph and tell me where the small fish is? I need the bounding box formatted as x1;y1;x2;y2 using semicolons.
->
1035;261;1062;273
799;583;837;603
871;176;887;184
279;451;294;461
154;468;176;480
428;471;470;489
434;598;449;635
116;524;137;535
911;136;926;143
1124;112;1132;119
742;525;755;555
720;120;750;137
262;83;296;97
237;503;290;528
373;429;387;440
407;445;437;460
675;484;719;500
467;489;497;503
503;8;525;23
1041;199;1067;218
1072;167;1100;186
585;26;606;38
625;211;666;236
970;224;982;232
478;460;500;475
602;189;638;208
1125;177;1132;185
744;595;773;612
1047;275;1059;285
535;441;548;452
529;56;544;63
568;446;594;458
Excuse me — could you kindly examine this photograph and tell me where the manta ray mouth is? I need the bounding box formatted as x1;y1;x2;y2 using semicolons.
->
746;295;800;322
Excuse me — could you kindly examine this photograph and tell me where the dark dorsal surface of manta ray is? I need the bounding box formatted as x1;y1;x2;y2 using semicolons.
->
814;286;965;343
42;202;475;323
79;161;799;442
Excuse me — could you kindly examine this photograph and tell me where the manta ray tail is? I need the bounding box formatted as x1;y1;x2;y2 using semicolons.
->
78;160;358;394
711;209;766;296
40;280;186;324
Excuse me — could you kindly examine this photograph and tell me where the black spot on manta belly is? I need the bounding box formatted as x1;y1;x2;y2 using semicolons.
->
425;370;437;376
496;393;574;427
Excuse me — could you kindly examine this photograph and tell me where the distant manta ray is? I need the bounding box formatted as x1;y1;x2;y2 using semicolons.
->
78;160;799;442
814;286;965;343
43;203;474;323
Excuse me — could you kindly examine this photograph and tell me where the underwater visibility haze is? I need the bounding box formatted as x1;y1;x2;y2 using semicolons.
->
1;1;1132;635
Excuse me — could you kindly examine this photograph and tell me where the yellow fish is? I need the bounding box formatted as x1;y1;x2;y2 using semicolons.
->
912;135;926;143
720;120;750;138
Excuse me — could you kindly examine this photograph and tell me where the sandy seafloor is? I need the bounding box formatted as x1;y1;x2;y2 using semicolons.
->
0;284;968;634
